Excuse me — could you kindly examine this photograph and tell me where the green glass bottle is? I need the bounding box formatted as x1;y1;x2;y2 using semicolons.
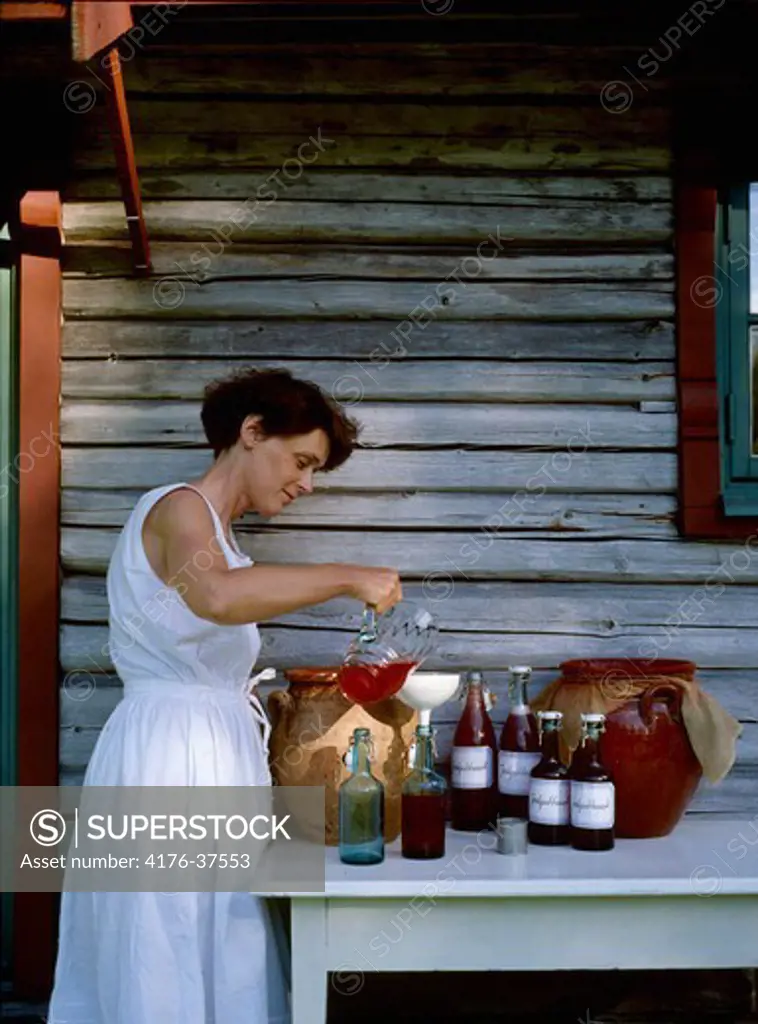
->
339;727;385;865
402;723;447;859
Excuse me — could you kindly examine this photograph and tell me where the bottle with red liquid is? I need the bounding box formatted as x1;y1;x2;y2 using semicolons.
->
401;723;447;859
528;710;570;846
498;665;540;820
569;713;615;852
450;670;497;831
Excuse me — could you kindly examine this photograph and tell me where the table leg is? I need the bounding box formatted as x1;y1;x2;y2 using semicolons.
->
290;898;327;1024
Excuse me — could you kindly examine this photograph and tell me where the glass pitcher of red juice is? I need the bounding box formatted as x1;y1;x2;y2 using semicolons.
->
338;601;438;705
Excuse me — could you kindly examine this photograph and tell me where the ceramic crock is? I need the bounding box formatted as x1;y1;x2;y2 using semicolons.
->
552;659;703;838
267;667;417;845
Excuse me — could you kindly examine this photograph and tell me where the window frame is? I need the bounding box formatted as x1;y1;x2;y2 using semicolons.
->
675;173;758;538
716;182;758;513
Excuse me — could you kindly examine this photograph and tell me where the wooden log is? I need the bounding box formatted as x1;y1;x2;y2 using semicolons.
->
60;576;758;633
61;360;676;402
63;278;675;322
63;170;674;203
61;320;676;361
62;199;672;247
688;763;758;815
70;280;672;328
81;98;669;142
60;490;678;537
62;246;675;283
135;10;722;49
8;43;671;97
115;46;670;98
60;448;677;495
61;525;758;583
71;133;671;174
60;400;677;449
59;621;758;676
114;7;705;47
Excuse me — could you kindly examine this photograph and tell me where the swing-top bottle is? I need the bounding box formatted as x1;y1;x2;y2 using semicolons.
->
569;713;615;851
528;710;570;846
498;665;540;819
338;727;385;865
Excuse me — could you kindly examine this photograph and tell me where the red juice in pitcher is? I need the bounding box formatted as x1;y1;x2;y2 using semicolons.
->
339;661;417;704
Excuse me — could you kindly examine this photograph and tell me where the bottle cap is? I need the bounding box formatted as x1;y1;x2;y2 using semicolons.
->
508;665;532;675
495;816;528;856
537;710;562;721
580;713;606;723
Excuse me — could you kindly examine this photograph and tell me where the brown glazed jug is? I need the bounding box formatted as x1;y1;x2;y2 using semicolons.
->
547;660;703;838
267;667;417;845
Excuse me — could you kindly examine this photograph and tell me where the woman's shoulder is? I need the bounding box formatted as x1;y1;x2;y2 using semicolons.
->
138;482;215;528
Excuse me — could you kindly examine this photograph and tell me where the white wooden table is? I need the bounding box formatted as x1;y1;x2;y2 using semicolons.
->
284;818;758;1024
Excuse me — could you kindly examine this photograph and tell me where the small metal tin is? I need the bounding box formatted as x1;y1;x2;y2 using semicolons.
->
495;816;528;856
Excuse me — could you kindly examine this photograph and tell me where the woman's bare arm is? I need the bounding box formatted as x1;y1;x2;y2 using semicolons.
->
144;488;401;625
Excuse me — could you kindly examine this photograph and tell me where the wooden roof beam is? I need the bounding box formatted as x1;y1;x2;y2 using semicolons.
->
70;0;132;61
0;3;66;19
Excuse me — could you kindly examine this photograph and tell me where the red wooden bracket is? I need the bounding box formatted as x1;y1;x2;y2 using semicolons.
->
102;46;152;275
13;191;63;999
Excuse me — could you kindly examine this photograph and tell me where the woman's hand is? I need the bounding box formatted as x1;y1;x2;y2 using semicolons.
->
343;565;402;614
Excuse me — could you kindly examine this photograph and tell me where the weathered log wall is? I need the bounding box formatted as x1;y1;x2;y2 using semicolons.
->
57;5;757;816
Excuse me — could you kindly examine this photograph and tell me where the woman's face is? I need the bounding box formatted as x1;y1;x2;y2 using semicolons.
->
240;419;331;517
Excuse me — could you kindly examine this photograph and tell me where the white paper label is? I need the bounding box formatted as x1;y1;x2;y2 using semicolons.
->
498;750;541;795
452;746;493;789
529;777;570;825
570;781;615;830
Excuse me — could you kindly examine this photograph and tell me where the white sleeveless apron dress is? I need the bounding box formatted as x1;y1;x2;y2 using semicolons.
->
47;483;291;1024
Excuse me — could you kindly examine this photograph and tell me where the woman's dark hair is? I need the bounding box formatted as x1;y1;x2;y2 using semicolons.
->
200;367;360;471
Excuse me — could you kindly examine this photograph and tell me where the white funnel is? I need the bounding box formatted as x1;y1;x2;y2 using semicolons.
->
396;670;461;726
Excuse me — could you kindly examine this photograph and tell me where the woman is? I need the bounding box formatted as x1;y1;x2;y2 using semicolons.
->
48;367;402;1024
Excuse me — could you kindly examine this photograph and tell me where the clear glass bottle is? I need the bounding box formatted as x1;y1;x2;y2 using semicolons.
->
402;723;447;859
570;713;615;852
338;727;385;865
498;665;541;820
528;710;570;846
450;670;497;831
